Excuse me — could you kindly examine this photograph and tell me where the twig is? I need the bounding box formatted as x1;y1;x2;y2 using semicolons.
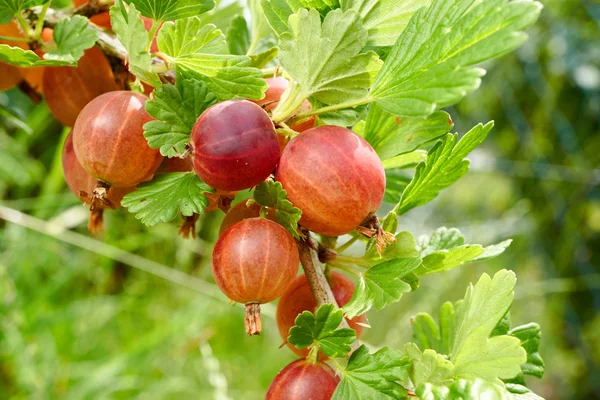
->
73;0;111;18
297;239;360;351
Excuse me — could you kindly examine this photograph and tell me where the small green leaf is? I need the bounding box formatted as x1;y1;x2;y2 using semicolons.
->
382;150;427;169
415;227;511;275
260;0;296;36
253;181;303;239
0;0;45;24
343;257;421;318
227;15;250;55
274;8;381;114
300;0;339;16
248;46;278;68
44;16;98;63
404;343;453;388
508;323;545;379
341;0;431;47
0;16;97;67
365;230;418;260
121;172;213;226
158;19;228;58
451;270;526;381
371;0;542;117
288;304;356;358
110;0;161;86
396;122;494;215
364;103;454;160
412;301;455;355
332;345;409;400
143;77;216;157
198;1;244;32
506;384;545;400
125;0;214;21
416;379;513;400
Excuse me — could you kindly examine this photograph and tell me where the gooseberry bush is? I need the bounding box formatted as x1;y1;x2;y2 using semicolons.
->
0;0;545;398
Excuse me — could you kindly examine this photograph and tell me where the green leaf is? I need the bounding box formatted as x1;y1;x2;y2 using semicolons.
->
413;301;455;355
508;323;545;379
364;103;454;160
404;343;453;388
110;0;162;86
365;230;419;260
300;0;339;16
253;181;303;239
198;1;244;32
395;122;494;215
248;46;278;68
0;16;97;67
260;0;296;36
249;0;274;46
226;15;250;55
370;0;542;117
506;384;545;400
383;171;411;206
275;8;381;111
125;0;214;21
44;16;98;64
159;19;266;100
451;270;526;381
0;0;45;24
121;172;213;226
382;151;427;169
317;104;367;128
341;0;431;47
415;227;512;275
332;345;409;400
157;19;228;57
288;304;356;358
143;77;217;157
416;379;513;400
343;257;421;319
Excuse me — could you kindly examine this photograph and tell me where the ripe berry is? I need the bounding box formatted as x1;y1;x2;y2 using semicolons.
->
276;126;385;236
266;359;339;400
277;272;367;357
191;100;280;191
62;131;133;232
252;77;316;132
73;91;163;188
43;46;119;126
219;201;276;235
212;218;299;335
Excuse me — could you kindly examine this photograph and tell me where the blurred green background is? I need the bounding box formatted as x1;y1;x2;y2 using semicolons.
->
1;0;599;399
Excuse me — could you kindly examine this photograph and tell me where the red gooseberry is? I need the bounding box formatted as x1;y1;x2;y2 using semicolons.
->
73;0;113;29
277;272;367;358
191;100;280;191
251;77;316;133
62;131;134;232
212;218;299;335
276;126;385;236
43;46;119;126
266;359;339;400
72;91;163;188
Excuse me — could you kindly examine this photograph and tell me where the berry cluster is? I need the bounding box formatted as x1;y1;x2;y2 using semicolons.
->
52;61;384;396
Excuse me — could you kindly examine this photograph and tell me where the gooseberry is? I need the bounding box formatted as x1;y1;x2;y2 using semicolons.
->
62;131;134;232
43;46;119;126
276;126;385;236
266;359;339;400
277;272;366;357
212;218;299;335
191;100;280;191
72;91;163;188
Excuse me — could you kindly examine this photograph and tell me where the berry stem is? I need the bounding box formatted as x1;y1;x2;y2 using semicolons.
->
34;1;50;40
297;240;359;351
244;303;262;336
335;233;361;253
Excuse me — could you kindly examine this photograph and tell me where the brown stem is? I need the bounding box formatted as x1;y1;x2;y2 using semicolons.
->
297;239;359;351
27;6;173;83
244;303;262;336
73;0;111;18
178;213;199;239
88;209;104;234
17;80;42;103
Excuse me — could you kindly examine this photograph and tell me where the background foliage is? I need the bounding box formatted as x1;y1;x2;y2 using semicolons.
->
0;0;598;399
